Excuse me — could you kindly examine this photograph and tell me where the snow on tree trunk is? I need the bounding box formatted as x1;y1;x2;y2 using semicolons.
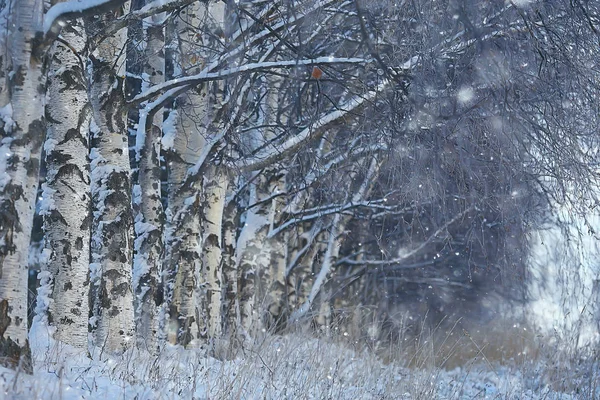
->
133;12;165;353
166;155;203;346
236;172;286;333
0;0;7;107
40;16;91;349
161;16;178;345
0;0;45;365
201;166;227;340
87;16;135;353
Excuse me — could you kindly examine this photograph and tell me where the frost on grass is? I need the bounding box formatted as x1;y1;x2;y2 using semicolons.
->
1;326;597;399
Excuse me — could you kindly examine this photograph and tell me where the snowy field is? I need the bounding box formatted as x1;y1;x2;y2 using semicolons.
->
1;319;598;400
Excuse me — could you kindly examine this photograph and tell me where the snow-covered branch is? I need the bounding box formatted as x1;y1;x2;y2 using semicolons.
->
44;0;125;37
303;143;388;186
235;82;388;172
101;0;197;38
130;57;367;105
268;199;403;239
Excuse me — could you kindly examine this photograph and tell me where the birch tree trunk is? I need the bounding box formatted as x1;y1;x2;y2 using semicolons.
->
87;14;135;353
237;173;288;333
201;166;227;340
0;0;45;368
133;10;165;352
264;176;287;330
166;8;206;345
222;185;241;344
166;1;224;346
237;76;289;334
40;15;91;349
166;149;203;346
293;229;323;316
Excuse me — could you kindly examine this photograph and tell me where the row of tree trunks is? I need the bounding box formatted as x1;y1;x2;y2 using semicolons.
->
236;75;290;335
0;0;397;365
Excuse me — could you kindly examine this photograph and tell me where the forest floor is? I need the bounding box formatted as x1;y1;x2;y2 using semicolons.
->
0;320;598;399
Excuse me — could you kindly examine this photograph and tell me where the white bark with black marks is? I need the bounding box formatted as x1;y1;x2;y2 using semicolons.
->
201;166;227;340
221;184;241;344
133;10;165;353
0;0;46;356
87;15;135;353
40;16;91;349
166;0;224;347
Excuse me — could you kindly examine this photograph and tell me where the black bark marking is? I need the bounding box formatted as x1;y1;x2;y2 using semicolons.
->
59;316;74;325
0;300;32;373
11;65;26;87
80;213;92;230
47;150;73;166
0;300;10;337
58;68;87;93
55;163;86;184
60;127;89;148
46;209;67;226
25;156;40;178
204;233;219;248
62;241;73;266
111;282;129;297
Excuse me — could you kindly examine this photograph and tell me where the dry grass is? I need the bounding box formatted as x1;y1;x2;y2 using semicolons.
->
0;314;598;399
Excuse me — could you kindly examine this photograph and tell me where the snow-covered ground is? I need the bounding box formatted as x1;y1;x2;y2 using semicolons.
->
1;320;598;400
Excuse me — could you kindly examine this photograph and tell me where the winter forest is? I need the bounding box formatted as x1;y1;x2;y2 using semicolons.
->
1;0;600;398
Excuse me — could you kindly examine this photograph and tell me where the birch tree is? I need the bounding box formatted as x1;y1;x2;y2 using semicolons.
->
39;9;91;349
201;165;228;339
0;0;46;366
131;0;166;352
87;11;135;353
221;183;242;344
165;1;225;346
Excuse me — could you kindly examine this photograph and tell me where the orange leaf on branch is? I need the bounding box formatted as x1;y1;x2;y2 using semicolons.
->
311;66;323;79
